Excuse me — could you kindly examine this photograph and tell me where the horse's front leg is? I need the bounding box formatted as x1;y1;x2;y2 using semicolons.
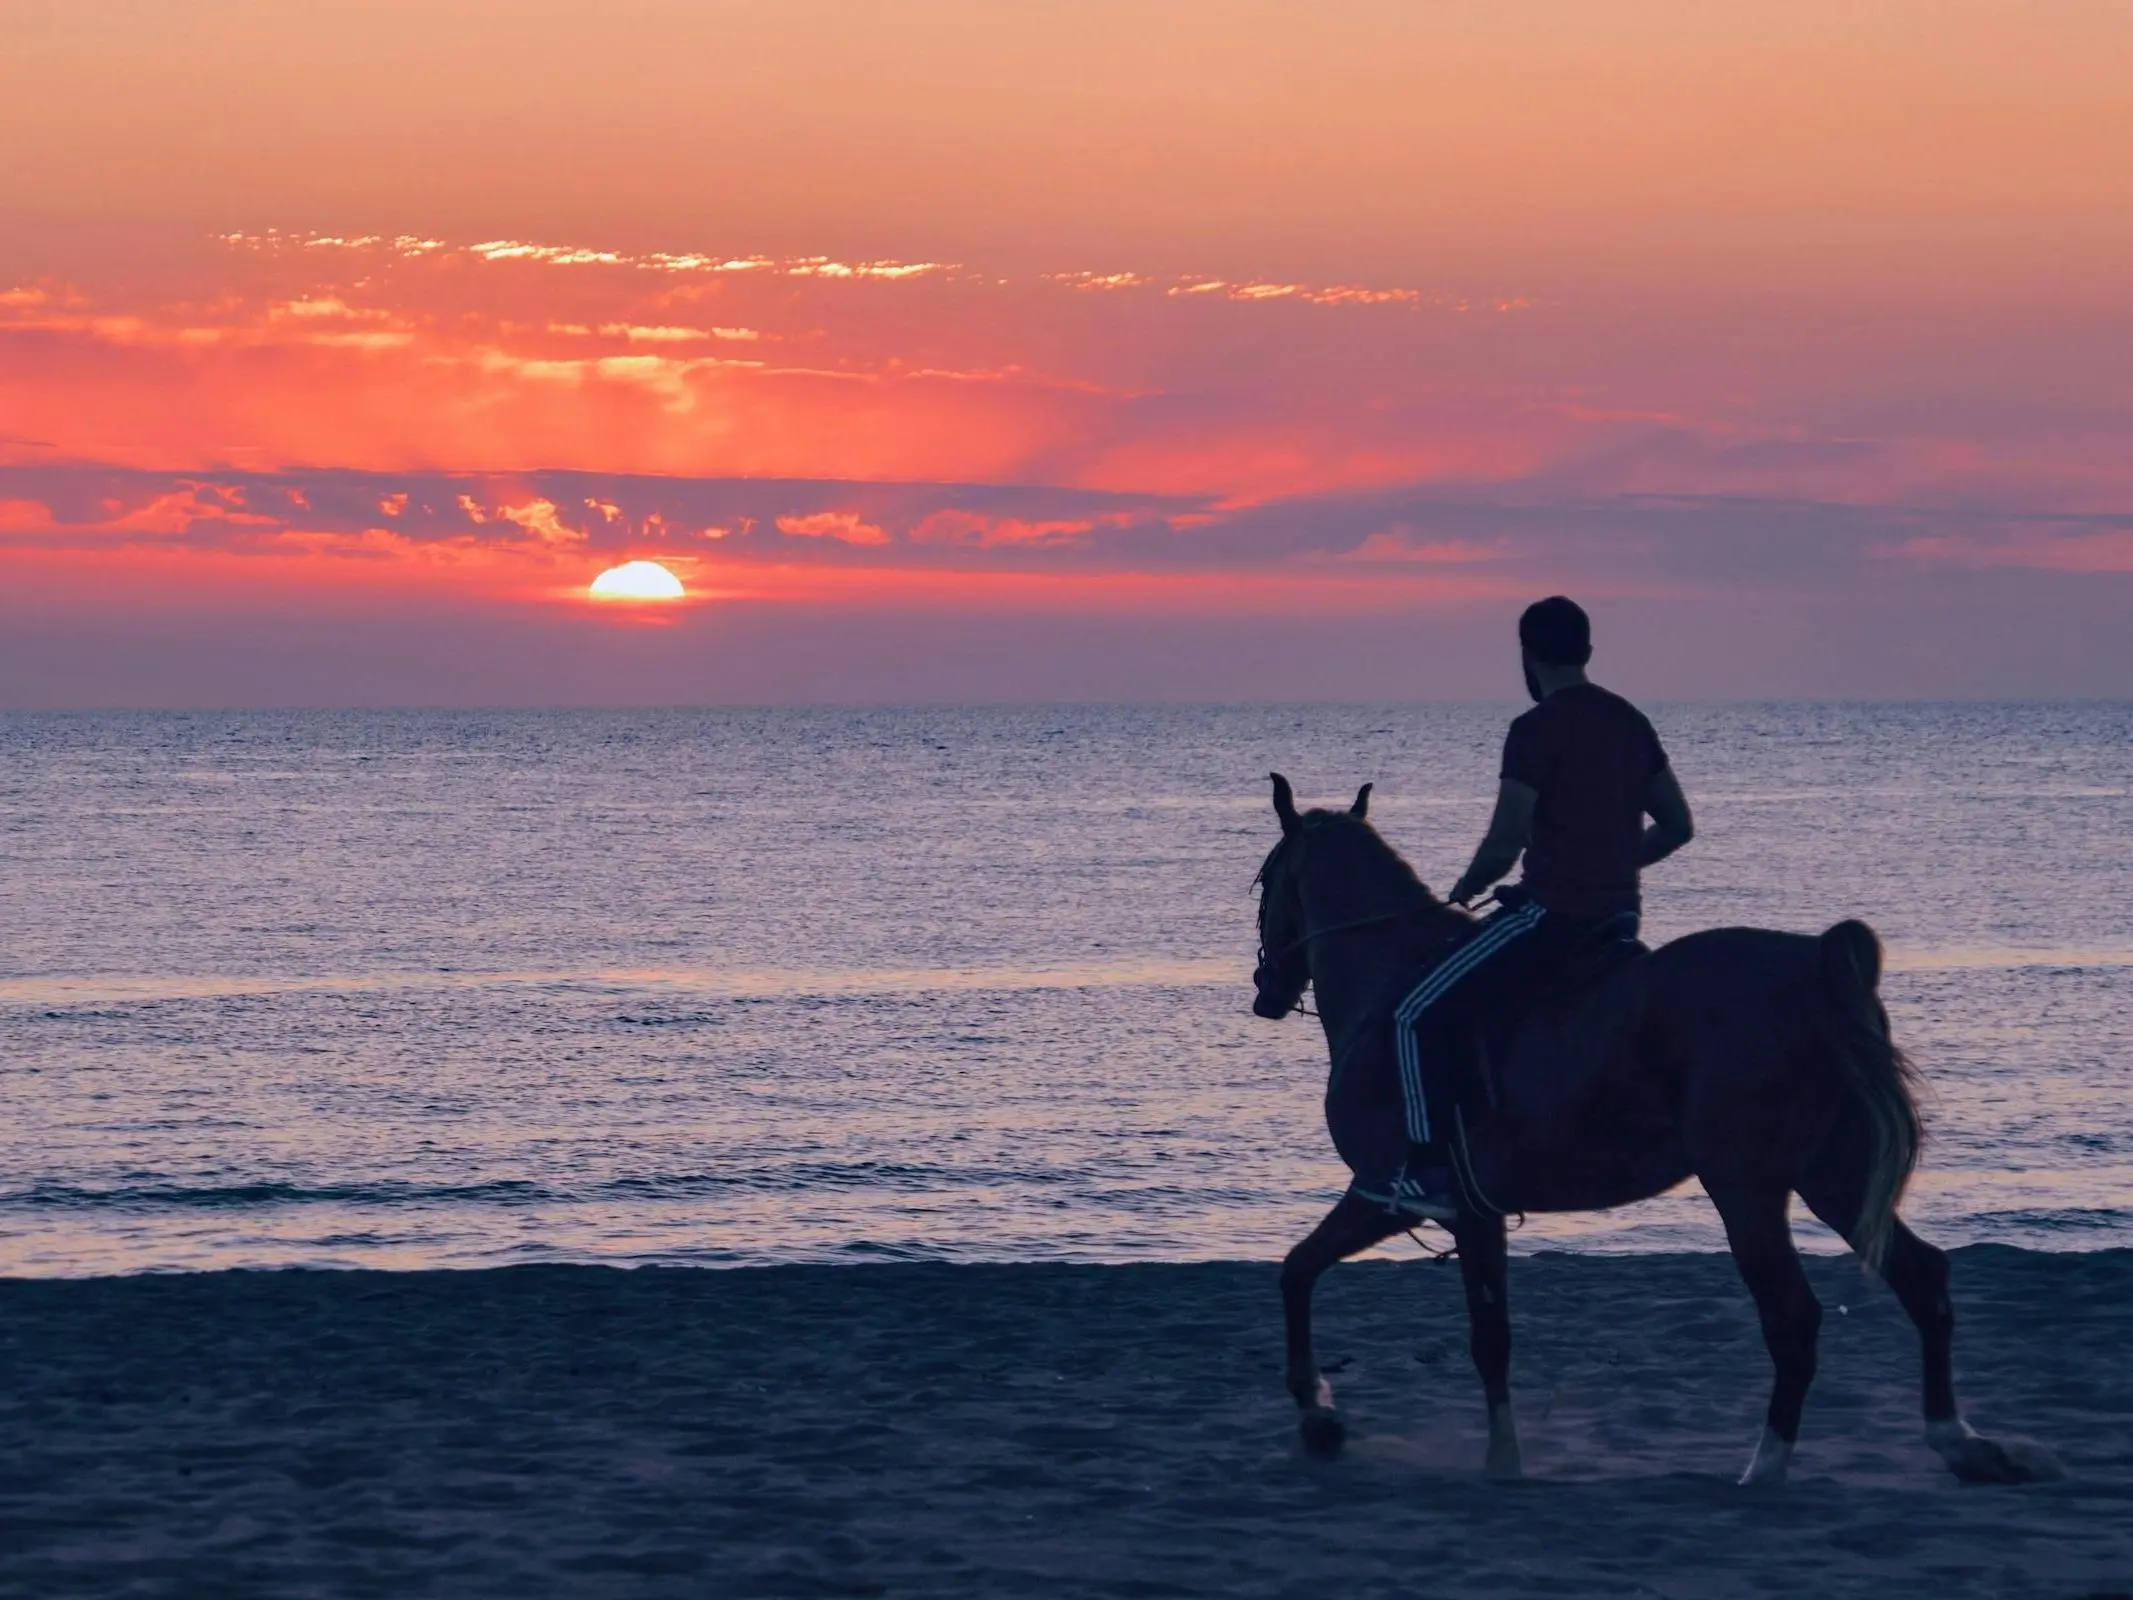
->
1280;1192;1402;1457
1453;1212;1522;1479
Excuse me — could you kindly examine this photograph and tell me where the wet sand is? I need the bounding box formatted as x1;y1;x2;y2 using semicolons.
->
0;1247;2127;1598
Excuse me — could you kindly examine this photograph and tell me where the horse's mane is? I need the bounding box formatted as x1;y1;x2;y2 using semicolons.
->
1311;811;1453;908
1259;809;1471;939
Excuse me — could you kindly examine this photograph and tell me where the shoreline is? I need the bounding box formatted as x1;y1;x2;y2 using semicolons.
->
3;1222;2127;1280
1;1247;2127;1596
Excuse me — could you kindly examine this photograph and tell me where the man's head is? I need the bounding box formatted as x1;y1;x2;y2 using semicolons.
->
1518;596;1592;702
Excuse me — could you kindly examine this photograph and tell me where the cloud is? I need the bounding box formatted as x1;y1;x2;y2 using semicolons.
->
8;224;2130;672
909;509;1116;547
593;323;760;343
229;231;953;286
271;297;384;321
11;464;2120;595
1884;520;2133;573
785;258;947;280
0;467;1192;576
1344;532;1507;564
775;511;891;546
4;461;2130;705
0;235;1644;504
468;240;626;266
208;230;1486;319
497;499;586;547
0;498;58;532
1046;272;1152;292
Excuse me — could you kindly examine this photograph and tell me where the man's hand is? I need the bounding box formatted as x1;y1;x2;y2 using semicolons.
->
1639;767;1694;867
1450;779;1537;909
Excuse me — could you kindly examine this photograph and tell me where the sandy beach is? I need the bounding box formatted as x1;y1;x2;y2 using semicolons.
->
0;1246;2125;1598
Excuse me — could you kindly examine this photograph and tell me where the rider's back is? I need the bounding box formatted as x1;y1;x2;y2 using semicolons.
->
1504;682;1667;921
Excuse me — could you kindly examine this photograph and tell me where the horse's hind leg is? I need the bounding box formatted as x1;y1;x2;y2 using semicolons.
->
1875;1220;1970;1449
1280;1192;1405;1457
1875;1221;2061;1482
1796;1158;1960;1432
1709;1183;1822;1487
1451;1212;1521;1478
1799;1172;2064;1484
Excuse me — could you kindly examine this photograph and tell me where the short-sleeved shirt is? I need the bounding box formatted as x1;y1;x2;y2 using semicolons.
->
1501;683;1669;919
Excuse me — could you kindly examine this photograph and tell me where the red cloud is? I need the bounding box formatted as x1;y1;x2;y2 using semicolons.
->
1344;531;1506;564
909;510;1108;547
775;511;891;546
5;223;2128;659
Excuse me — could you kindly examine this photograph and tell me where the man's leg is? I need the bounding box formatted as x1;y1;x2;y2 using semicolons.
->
1386;902;1548;1216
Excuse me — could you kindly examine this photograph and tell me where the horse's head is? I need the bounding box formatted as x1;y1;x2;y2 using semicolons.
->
1251;772;1374;1020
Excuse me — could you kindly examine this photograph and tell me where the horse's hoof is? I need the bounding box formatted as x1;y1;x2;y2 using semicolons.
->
1299;1406;1346;1459
1484;1402;1523;1481
1937;1433;2067;1485
1738;1426;1795;1489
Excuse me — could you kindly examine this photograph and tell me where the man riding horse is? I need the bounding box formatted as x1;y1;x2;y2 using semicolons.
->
1248;605;2053;1485
1379;595;1696;1221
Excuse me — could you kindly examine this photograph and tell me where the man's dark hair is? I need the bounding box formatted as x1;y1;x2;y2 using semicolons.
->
1518;596;1592;666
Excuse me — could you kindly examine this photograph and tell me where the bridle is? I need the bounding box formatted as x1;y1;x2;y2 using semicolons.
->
1256;899;1425;1019
1253;817;1435;1017
1256;907;1414;974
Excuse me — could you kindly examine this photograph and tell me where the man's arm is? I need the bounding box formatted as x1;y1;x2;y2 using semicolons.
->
1449;779;1537;906
1640;766;1694;866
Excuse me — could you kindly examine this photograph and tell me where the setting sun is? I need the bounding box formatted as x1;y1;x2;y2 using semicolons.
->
588;560;685;601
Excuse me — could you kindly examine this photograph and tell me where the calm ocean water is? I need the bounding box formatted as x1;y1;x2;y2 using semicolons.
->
2;704;2128;1275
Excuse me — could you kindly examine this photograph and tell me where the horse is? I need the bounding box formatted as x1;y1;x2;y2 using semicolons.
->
1251;773;2055;1487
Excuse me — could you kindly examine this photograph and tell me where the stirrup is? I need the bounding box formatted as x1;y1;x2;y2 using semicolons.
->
1383;1167;1460;1223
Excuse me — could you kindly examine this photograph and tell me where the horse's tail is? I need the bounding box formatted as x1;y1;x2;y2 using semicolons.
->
1816;919;1922;1272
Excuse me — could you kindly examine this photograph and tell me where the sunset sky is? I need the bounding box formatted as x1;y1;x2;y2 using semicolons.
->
4;0;2130;704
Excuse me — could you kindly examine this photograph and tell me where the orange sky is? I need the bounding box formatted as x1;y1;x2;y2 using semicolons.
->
2;1;2129;702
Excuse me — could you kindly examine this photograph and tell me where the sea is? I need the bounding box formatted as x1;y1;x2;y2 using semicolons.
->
2;703;2128;1276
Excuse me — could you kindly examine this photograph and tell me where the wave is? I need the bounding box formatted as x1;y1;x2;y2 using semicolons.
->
0;1180;555;1211
0;1162;1084;1213
0;958;1236;1012
1965;1206;2130;1233
1884;945;2133;973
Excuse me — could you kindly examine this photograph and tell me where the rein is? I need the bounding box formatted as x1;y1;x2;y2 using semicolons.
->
1260;907;1413;971
1259;906;1422;1018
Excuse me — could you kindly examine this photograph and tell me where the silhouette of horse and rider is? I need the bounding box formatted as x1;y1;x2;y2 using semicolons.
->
1251;597;2055;1487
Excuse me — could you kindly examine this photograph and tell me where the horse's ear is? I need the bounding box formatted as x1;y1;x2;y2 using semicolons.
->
1351;782;1373;819
1270;772;1299;835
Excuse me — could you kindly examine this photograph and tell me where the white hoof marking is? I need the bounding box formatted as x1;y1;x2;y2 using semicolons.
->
1739;1425;1794;1487
1485;1401;1524;1480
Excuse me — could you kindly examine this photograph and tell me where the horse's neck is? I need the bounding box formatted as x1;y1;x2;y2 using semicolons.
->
1303;869;1453;1043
